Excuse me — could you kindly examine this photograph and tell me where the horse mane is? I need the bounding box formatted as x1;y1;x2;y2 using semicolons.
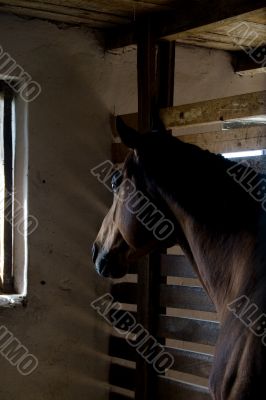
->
132;132;265;234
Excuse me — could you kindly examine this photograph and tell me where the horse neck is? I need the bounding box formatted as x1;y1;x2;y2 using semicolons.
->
143;139;263;318
165;200;258;318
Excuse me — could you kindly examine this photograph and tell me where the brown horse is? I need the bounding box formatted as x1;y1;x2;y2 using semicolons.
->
92;117;266;400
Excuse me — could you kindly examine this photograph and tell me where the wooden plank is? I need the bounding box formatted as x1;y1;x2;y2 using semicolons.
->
232;48;266;76
109;364;136;391
172;9;266;50
160;285;216;312
158;316;219;346
5;0;175;17
109;392;133;400
161;91;266;128
111;282;137;304
0;4;121;28
160;255;197;278
176;126;266;153
156;376;211;400
106;2;265;49
109;310;138;332
0;0;130;24
109;335;136;362
165;347;214;379
112;126;266;163
116;91;266;128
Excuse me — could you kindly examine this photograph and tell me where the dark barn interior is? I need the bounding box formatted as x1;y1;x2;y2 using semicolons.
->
0;1;265;399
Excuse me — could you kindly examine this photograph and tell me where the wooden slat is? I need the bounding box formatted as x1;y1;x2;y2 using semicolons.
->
111;283;137;304
161;91;266;128
158;316;219;346
115;91;266;129
166;347;214;379
109;392;133;400
109;336;136;362
160;255;197;278
109;310;137;331
176;126;266;153
156;376;211;400
160;285;216;312
109;364;136;392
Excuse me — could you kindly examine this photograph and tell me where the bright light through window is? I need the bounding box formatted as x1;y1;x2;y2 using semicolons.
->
222;150;264;159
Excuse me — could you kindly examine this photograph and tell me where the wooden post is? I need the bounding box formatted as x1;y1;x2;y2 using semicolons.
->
135;19;175;399
136;18;158;400
157;41;176;111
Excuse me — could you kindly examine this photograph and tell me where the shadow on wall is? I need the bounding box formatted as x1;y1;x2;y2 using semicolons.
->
0;19;119;400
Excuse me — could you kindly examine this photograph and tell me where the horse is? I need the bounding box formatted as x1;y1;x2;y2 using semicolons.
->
92;116;266;400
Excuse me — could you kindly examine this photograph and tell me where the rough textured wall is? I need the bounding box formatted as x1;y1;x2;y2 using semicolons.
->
0;14;136;400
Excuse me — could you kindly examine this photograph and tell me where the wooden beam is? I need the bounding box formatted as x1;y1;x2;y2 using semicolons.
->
162;90;266;128
157;41;176;110
113;91;266;133
232;48;266;75
168;8;266;50
0;1;128;28
106;1;265;49
135;20;158;400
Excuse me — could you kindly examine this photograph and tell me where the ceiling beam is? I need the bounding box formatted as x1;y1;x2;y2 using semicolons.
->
105;1;265;49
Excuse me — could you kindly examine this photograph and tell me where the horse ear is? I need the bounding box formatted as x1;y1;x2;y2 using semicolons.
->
116;116;140;149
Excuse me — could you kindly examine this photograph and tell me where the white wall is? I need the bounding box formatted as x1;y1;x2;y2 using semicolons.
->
0;13;264;400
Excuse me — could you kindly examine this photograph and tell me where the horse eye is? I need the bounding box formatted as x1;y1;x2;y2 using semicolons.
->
111;171;123;192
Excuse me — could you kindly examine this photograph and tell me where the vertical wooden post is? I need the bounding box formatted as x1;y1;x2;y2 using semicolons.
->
137;19;156;133
157;41;176;110
135;17;176;399
135;33;175;400
155;40;176;349
135;19;158;400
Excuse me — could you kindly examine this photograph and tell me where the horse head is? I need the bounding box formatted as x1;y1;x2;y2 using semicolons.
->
92;117;177;279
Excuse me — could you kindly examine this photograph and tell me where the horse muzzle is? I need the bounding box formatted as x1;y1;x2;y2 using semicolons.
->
91;242;128;279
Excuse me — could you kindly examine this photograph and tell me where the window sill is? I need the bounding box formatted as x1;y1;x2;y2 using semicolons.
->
0;294;26;307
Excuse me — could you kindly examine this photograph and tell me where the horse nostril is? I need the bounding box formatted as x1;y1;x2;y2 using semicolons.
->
92;243;98;264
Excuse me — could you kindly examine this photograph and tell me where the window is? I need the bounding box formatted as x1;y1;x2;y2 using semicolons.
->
222;150;265;159
0;83;14;294
0;81;28;306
